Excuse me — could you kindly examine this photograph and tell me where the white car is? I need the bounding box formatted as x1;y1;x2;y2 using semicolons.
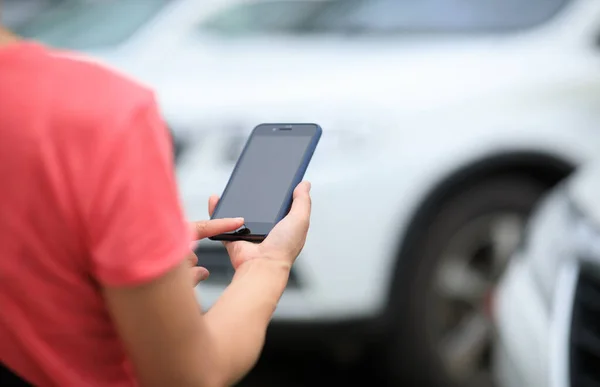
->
16;0;600;385
494;161;600;387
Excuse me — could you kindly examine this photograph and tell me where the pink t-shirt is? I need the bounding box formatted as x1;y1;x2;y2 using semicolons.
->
0;42;190;386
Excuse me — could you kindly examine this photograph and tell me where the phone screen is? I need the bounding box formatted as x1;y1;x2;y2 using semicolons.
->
213;133;312;223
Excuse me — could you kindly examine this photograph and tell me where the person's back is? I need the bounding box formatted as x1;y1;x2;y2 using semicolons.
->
0;41;184;386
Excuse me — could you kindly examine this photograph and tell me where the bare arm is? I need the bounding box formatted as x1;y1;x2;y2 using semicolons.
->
103;256;290;387
203;258;291;386
87;91;310;386
198;181;311;385
103;182;310;386
103;259;220;387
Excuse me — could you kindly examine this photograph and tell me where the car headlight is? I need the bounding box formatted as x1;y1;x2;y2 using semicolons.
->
165;122;208;165
221;132;248;164
525;184;600;307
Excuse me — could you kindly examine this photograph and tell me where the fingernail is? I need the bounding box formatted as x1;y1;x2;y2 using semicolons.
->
235;217;244;222
306;182;312;191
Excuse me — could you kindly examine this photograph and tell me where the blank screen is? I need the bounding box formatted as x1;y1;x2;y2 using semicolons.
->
214;134;312;223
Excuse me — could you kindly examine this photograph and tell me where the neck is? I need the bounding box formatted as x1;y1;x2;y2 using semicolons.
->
0;26;20;47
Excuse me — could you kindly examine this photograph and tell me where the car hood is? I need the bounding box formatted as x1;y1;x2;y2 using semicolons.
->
88;35;585;116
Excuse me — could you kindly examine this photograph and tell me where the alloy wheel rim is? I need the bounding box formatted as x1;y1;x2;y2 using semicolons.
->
431;212;525;386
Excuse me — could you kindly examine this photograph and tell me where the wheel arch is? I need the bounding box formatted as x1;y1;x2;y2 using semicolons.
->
383;150;575;317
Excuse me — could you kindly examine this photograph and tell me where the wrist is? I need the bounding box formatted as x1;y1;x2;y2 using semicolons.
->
228;257;291;314
236;257;292;276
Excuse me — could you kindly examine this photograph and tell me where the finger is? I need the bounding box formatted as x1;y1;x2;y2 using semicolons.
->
208;195;219;217
287;181;312;221
187;252;199;267
191;267;210;285
190;218;244;240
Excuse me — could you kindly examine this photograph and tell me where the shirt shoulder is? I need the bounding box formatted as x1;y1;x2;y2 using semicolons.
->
44;49;158;136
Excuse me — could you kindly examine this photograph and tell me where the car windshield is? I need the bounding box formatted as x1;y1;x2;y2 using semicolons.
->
198;0;569;36
14;0;169;50
199;1;331;35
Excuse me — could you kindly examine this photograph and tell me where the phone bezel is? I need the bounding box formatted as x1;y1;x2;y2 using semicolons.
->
209;123;321;242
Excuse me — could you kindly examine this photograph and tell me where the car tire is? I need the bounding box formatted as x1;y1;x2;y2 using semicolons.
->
384;176;546;387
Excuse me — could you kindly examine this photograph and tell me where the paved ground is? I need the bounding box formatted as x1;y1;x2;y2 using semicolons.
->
239;339;393;387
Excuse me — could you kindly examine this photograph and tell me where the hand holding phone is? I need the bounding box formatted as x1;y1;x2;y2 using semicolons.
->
209;123;321;242
208;181;312;270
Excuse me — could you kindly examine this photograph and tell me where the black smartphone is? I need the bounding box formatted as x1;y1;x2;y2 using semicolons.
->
209;123;322;242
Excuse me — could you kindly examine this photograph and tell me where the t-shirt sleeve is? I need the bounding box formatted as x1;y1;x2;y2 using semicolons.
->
86;95;191;287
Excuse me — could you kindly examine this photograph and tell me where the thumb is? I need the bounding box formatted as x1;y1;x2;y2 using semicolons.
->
267;181;312;240
262;181;312;257
287;181;311;221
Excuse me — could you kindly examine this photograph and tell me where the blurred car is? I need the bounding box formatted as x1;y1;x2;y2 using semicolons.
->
494;161;600;387
15;0;600;385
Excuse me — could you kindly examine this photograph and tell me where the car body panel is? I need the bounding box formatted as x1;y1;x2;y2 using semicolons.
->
568;162;600;226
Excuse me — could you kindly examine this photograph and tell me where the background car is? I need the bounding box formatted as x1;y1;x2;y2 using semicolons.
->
15;0;600;386
494;160;600;387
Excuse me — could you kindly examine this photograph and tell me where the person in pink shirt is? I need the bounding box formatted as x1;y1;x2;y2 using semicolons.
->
0;21;312;387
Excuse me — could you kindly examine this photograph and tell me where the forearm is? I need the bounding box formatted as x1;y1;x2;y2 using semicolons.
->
203;258;290;386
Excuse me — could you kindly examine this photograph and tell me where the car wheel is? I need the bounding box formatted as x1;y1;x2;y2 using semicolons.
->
385;176;546;387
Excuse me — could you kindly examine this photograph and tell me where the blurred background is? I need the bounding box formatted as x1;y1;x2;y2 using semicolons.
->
5;1;600;386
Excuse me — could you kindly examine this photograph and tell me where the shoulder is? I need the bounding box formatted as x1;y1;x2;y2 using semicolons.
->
48;51;148;98
44;50;159;134
26;48;173;174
